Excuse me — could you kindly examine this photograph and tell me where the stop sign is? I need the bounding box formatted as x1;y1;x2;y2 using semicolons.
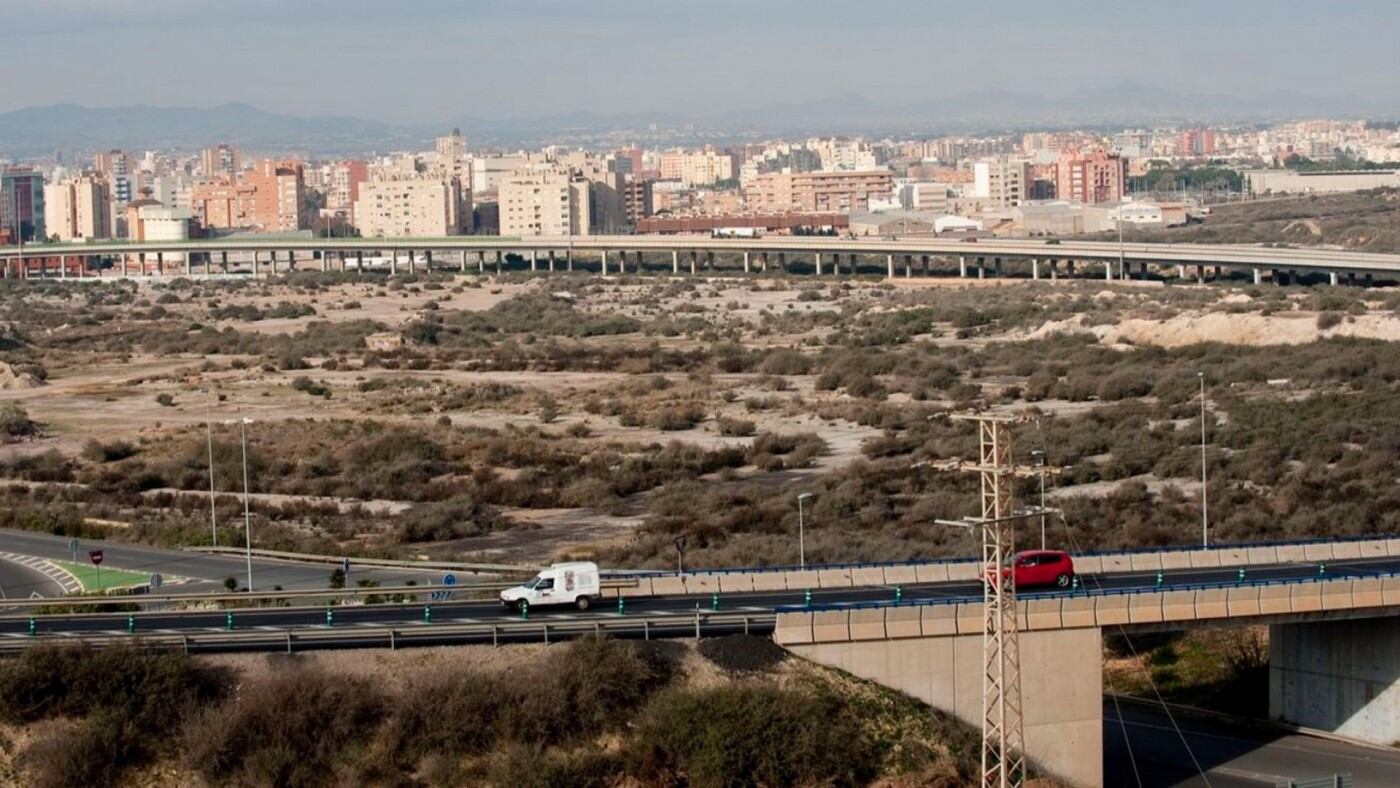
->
89;550;104;566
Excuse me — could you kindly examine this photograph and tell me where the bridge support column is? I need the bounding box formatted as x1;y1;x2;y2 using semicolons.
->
815;253;823;276
849;253;857;275
1253;267;1262;285
921;254;929;276
601;250;609;276
495;251;502;274
1365;272;1373;287
904;254;912;278
320;252;329;273
778;252;786;273
886;254;894;279
761;252;769;273
1067;260;1076;277
977;257;985;279
1270;617;1400;747
671;250;679;274
1214;265;1223;280
221;251;228;274
389;251;398;276
743;251;750;273
1049;259;1058;281
617;250;626;275
1329;271;1339;286
1347;271;1356;287
779;619;1103;787
958;255;966;278
1196;264;1205;284
548;250;556;272
689;250;697;275
1031;258;1039;280
994;257;1002;278
530;249;537;272
1105;260;1113;281
1177;264;1186;280
156;252;164;276
706;251;714;271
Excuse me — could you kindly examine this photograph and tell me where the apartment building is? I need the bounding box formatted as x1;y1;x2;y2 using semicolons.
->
242;159;307;232
972;158;1032;207
201;144;242;179
94;150;135;204
353;176;471;238
746;169;893;214
190;179;256;229
327;160;369;219
43;176;112;241
0;170;45;241
1054;151;1125;205
659;148;735;187
498;169;590;236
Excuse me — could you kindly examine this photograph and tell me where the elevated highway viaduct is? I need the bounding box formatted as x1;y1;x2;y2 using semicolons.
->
4;235;1400;286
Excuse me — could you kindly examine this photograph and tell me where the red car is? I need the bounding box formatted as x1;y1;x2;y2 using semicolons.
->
986;549;1075;590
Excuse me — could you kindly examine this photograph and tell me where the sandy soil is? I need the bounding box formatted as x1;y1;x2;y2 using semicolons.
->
1022;309;1400;348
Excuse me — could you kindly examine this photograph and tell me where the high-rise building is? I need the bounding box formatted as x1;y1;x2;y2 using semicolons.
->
1175;129;1217;158
43;176;112;241
972;158;1032;206
190;179;256;229
622;176;654;225
242;159;307;232
201;144;242;179
353;176;471;238
436;129;468;161
499;169;590;236
746;169;893;213
327;160;369;219
0;170;45;241
1054;151;1125;205
659;148;735;187
94;150;135;204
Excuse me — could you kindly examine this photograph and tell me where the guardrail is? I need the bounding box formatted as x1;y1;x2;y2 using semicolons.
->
0;610;776;655
186;546;532;574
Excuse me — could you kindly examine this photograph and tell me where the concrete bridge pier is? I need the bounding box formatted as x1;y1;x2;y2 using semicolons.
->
977;257;985;279
958;255;966;277
1365;272;1373;287
530;250;538;272
601;249;609;276
1329;271;1339;286
1214;265;1223;280
1347;271;1356;287
994;257;1003;278
778;252;786;273
849;252;858;275
389;251;398;276
476;251;485;274
1066;260;1076;277
921;255;930;276
616;250;625;275
815;252;824;276
566;249;573;272
671;250;679;274
886;254;895;279
706;251;715;271
1049;259;1058;281
1031;257;1040;280
1196;264;1205;284
760;252;769;273
221;251;228;274
690;250;697;275
904;254;912;278
495;251;502;275
548;250;556;272
1253;267;1262;285
1105;260;1113;281
1270;617;1400;746
1178;264;1187;280
743;251;750;273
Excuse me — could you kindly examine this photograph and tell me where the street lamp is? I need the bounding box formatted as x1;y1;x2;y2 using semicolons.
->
226;417;255;591
205;396;218;547
1198;373;1209;548
1031;450;1047;550
796;493;813;569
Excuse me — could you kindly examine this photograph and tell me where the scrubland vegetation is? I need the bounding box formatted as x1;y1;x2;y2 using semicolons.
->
0;637;978;787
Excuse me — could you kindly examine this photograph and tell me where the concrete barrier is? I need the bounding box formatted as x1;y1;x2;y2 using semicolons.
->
1194;588;1229;619
1275;544;1307;562
817;567;854;589
848;609;887;641
1128;592;1163;624
1387;538;1400;558
955;602;984;635
1074;556;1105;574
850;566;886;587
1061;596;1096;628
1226;586;1262;618
922;604;959;637
784;570;820;590
650;576;688;596
1245;546;1279;565
1160;590;1196;622
1026;598;1063;630
1259;584;1292;615
1330;541;1362;560
1101;555;1132;573
772;612;812;645
1383;576;1400;606
1303;543;1334;562
617;577;654;597
718;573;754;594
1094;595;1131;627
1319;579;1354;611
884;606;922;638
811;610;850;642
684;574;722;595
1358;540;1387;560
914;563;950;584
884;565;918;586
1159;551;1193;570
1290;582;1323;613
1216;547;1248;567
750;572;786;592
947;563;981;582
1129;553;1163;572
1351;577;1384;609
1187;550;1221;568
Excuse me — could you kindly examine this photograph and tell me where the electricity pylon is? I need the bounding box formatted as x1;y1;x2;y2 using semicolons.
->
934;412;1056;788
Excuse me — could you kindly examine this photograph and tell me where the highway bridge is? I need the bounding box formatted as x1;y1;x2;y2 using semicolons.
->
4;235;1400;286
2;533;1398;786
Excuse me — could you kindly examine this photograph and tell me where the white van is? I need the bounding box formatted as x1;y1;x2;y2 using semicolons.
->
500;561;600;611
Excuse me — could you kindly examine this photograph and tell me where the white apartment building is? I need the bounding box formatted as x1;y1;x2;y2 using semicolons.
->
498;169;590;237
972;158;1032;207
43;176;112;241
658;149;734;187
354;177;471;237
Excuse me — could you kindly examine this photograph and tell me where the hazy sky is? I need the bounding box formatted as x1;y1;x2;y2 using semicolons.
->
2;0;1396;121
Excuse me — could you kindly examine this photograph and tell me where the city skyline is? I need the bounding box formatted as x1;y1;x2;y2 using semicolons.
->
2;0;1398;123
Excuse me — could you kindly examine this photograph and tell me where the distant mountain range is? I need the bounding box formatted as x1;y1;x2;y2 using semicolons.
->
1;84;1393;158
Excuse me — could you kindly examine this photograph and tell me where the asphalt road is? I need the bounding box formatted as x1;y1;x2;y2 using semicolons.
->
4;555;1397;639
0;528;459;595
1105;700;1400;787
0;556;65;599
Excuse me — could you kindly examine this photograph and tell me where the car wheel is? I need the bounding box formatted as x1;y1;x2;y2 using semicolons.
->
575;596;592;611
1055;573;1071;588
514;600;528;613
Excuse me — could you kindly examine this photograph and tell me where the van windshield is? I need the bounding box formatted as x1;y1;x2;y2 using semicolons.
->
524;575;545;590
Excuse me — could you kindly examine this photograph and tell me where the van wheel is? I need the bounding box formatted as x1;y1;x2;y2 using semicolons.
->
575;596;592;611
513;600;528;613
1055;573;1072;588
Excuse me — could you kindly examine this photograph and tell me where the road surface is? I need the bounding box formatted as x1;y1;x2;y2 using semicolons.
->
1105;699;1400;787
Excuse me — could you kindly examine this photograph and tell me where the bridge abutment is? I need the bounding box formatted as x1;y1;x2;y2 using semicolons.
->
1269;616;1400;746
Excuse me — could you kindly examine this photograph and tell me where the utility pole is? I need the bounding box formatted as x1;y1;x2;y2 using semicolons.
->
1199;372;1209;548
206;396;218;547
797;492;813;569
934;413;1059;788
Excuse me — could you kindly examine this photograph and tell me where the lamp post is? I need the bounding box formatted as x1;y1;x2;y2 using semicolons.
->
1198;373;1209;548
1031;450;1047;550
227;417;255;591
206;396;218;547
796;493;813;569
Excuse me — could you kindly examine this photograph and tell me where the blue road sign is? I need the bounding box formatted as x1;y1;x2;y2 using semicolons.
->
150;573;163;591
442;573;457;587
